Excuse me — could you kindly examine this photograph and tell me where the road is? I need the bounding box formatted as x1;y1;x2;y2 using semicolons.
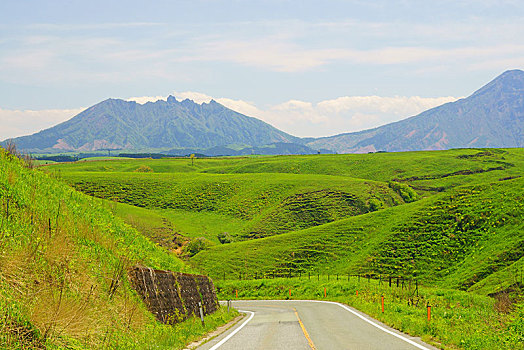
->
196;300;439;350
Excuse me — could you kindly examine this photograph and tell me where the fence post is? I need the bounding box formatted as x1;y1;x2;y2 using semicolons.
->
199;302;205;326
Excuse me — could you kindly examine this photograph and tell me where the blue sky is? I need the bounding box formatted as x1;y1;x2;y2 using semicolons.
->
1;0;523;139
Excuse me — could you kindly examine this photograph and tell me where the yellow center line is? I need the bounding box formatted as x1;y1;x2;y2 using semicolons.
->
293;307;317;350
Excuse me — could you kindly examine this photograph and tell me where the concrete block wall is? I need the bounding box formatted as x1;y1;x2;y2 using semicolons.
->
129;266;219;324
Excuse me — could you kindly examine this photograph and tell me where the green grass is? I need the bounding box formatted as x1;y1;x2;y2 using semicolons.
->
58;171;405;240
191;177;524;293
0;149;236;348
159;209;246;243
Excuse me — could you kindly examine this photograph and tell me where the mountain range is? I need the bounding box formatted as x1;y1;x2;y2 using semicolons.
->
3;69;524;155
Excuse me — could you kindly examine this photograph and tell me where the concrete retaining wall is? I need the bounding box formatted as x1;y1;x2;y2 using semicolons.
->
129;266;219;324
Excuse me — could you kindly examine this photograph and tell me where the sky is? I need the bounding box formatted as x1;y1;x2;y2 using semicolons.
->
1;0;523;140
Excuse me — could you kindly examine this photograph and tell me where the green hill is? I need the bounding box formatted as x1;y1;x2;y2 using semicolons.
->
59;171;406;240
46;148;524;294
0;148;233;348
191;176;523;292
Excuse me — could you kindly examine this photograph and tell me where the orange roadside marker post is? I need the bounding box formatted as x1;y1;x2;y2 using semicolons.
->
427;303;431;321
289;288;291;298
235;289;238;298
381;295;384;313
324;287;327;298
356;290;358;296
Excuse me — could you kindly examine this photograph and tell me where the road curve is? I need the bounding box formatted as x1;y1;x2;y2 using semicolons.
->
196;300;439;350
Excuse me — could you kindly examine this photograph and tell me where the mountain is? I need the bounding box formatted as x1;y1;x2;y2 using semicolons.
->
4;96;302;153
307;69;524;153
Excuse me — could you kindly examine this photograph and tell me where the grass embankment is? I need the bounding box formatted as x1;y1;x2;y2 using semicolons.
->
216;277;523;350
0;149;235;349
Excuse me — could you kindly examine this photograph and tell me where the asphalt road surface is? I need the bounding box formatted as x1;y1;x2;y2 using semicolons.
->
197;300;439;350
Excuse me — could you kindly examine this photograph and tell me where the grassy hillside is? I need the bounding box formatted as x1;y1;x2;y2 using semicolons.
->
0;148;234;349
59;171;406;240
192;177;523;293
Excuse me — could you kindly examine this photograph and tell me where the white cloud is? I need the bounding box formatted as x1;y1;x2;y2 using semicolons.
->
1;92;460;141
0;107;84;140
126;92;459;137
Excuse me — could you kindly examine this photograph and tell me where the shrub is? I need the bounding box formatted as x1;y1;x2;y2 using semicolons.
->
388;181;419;203
217;232;233;244
185;237;213;257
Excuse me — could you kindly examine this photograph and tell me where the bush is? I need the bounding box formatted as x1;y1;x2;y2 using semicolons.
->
185;237;213;257
388;181;419;203
217;232;233;244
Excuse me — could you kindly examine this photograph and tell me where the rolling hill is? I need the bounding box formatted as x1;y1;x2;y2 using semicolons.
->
46;148;524;295
307;69;524;153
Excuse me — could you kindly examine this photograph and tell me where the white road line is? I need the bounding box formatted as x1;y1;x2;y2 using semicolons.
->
293;300;432;350
208;310;254;350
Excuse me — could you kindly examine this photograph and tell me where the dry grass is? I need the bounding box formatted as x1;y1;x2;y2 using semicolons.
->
0;203;151;348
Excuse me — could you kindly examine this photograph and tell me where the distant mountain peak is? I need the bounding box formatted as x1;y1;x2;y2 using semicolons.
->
472;69;524;97
4;95;300;152
308;69;524;153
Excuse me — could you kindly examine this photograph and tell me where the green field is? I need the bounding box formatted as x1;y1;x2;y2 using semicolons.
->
35;147;524;349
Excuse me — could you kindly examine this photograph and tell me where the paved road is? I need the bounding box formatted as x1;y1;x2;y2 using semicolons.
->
197;300;438;350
